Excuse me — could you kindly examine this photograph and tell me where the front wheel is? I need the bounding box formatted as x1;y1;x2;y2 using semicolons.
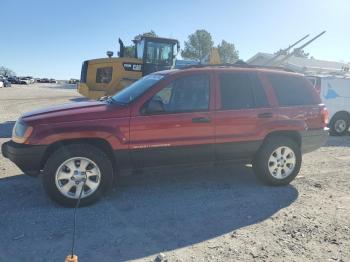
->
42;144;114;207
253;137;301;186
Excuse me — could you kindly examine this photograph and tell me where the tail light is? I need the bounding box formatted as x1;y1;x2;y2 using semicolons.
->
321;107;329;127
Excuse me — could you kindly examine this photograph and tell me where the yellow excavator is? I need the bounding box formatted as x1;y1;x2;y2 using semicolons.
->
78;36;180;99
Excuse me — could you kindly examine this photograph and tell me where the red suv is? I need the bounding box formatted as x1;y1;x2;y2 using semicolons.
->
2;65;329;206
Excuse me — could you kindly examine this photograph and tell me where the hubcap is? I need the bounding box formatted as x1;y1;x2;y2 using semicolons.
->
55;157;101;199
268;146;296;179
334;119;347;133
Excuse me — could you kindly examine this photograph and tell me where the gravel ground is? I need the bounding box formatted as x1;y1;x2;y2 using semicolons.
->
0;84;349;262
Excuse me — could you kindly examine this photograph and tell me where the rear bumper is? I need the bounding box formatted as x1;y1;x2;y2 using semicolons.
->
1;141;47;176
300;128;329;154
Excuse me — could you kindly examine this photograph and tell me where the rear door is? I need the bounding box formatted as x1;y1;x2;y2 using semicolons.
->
214;71;273;161
129;72;215;167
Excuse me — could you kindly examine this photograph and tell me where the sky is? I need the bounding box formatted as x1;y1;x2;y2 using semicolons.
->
1;0;350;79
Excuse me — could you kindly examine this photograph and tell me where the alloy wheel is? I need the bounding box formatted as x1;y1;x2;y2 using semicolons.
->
268;146;296;179
55;157;101;199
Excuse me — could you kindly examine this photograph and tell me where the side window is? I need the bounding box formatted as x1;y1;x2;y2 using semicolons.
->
268;74;317;106
145;74;210;114
251;74;269;108
96;67;113;84
219;73;256;110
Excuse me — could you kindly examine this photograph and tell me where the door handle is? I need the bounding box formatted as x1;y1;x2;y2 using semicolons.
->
258;112;273;118
192;117;211;123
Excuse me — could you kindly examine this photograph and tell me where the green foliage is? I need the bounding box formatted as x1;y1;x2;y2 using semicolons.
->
124;46;135;58
134;30;157;41
217;40;239;63
0;66;15;77
123;31;158;58
181;30;214;61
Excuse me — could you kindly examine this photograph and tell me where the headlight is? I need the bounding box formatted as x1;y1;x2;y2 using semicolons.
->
12;119;33;144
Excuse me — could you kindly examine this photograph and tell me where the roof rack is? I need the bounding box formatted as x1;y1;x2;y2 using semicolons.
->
181;61;295;73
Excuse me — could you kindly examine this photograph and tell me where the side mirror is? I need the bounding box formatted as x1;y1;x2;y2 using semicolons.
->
145;99;164;114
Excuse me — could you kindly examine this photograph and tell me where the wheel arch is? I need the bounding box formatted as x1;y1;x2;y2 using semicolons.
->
329;110;350;124
262;130;302;148
40;138;117;173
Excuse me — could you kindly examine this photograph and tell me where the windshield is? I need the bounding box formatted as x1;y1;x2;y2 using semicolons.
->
146;41;174;65
112;74;164;104
136;40;145;59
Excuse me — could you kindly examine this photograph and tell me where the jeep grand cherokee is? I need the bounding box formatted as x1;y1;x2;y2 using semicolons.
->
2;65;329;206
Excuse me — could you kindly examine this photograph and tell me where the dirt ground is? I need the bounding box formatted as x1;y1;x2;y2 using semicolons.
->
0;84;349;262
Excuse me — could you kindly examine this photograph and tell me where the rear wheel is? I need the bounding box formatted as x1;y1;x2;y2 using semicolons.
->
330;113;349;136
42;144;114;207
253;136;301;186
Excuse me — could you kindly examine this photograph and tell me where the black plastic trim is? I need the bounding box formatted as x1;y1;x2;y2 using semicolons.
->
300;128;329;153
1;141;47;176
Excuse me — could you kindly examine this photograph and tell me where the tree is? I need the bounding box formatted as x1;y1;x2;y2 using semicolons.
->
134;30;157;41
217;40;239;63
124;46;136;58
181;30;214;61
123;31;158;57
0;66;15;77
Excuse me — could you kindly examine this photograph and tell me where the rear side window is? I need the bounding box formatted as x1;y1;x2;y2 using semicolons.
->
251;75;269;107
219;73;269;110
268;74;317;106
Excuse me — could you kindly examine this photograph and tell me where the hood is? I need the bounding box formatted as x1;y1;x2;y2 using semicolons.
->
22;101;130;125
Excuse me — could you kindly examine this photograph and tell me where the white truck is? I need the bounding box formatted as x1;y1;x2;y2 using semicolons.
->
307;75;350;136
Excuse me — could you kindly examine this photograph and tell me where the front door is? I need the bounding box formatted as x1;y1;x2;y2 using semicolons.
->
129;73;215;167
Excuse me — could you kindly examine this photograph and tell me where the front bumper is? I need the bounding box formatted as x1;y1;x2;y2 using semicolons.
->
1;141;47;176
300;128;329;154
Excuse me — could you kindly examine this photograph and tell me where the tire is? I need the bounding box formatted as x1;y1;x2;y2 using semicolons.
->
42;144;114;207
330;113;350;136
253;136;301;186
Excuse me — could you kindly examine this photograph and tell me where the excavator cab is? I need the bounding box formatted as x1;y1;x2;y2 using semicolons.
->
78;36;179;99
133;36;179;76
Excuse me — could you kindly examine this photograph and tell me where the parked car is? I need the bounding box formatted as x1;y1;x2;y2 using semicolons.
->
24;76;35;84
0;76;11;87
18;77;31;85
3;78;11;87
49;78;57;83
7;76;21;84
1;65;329;206
306;75;350;136
38;78;50;83
68;78;79;84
